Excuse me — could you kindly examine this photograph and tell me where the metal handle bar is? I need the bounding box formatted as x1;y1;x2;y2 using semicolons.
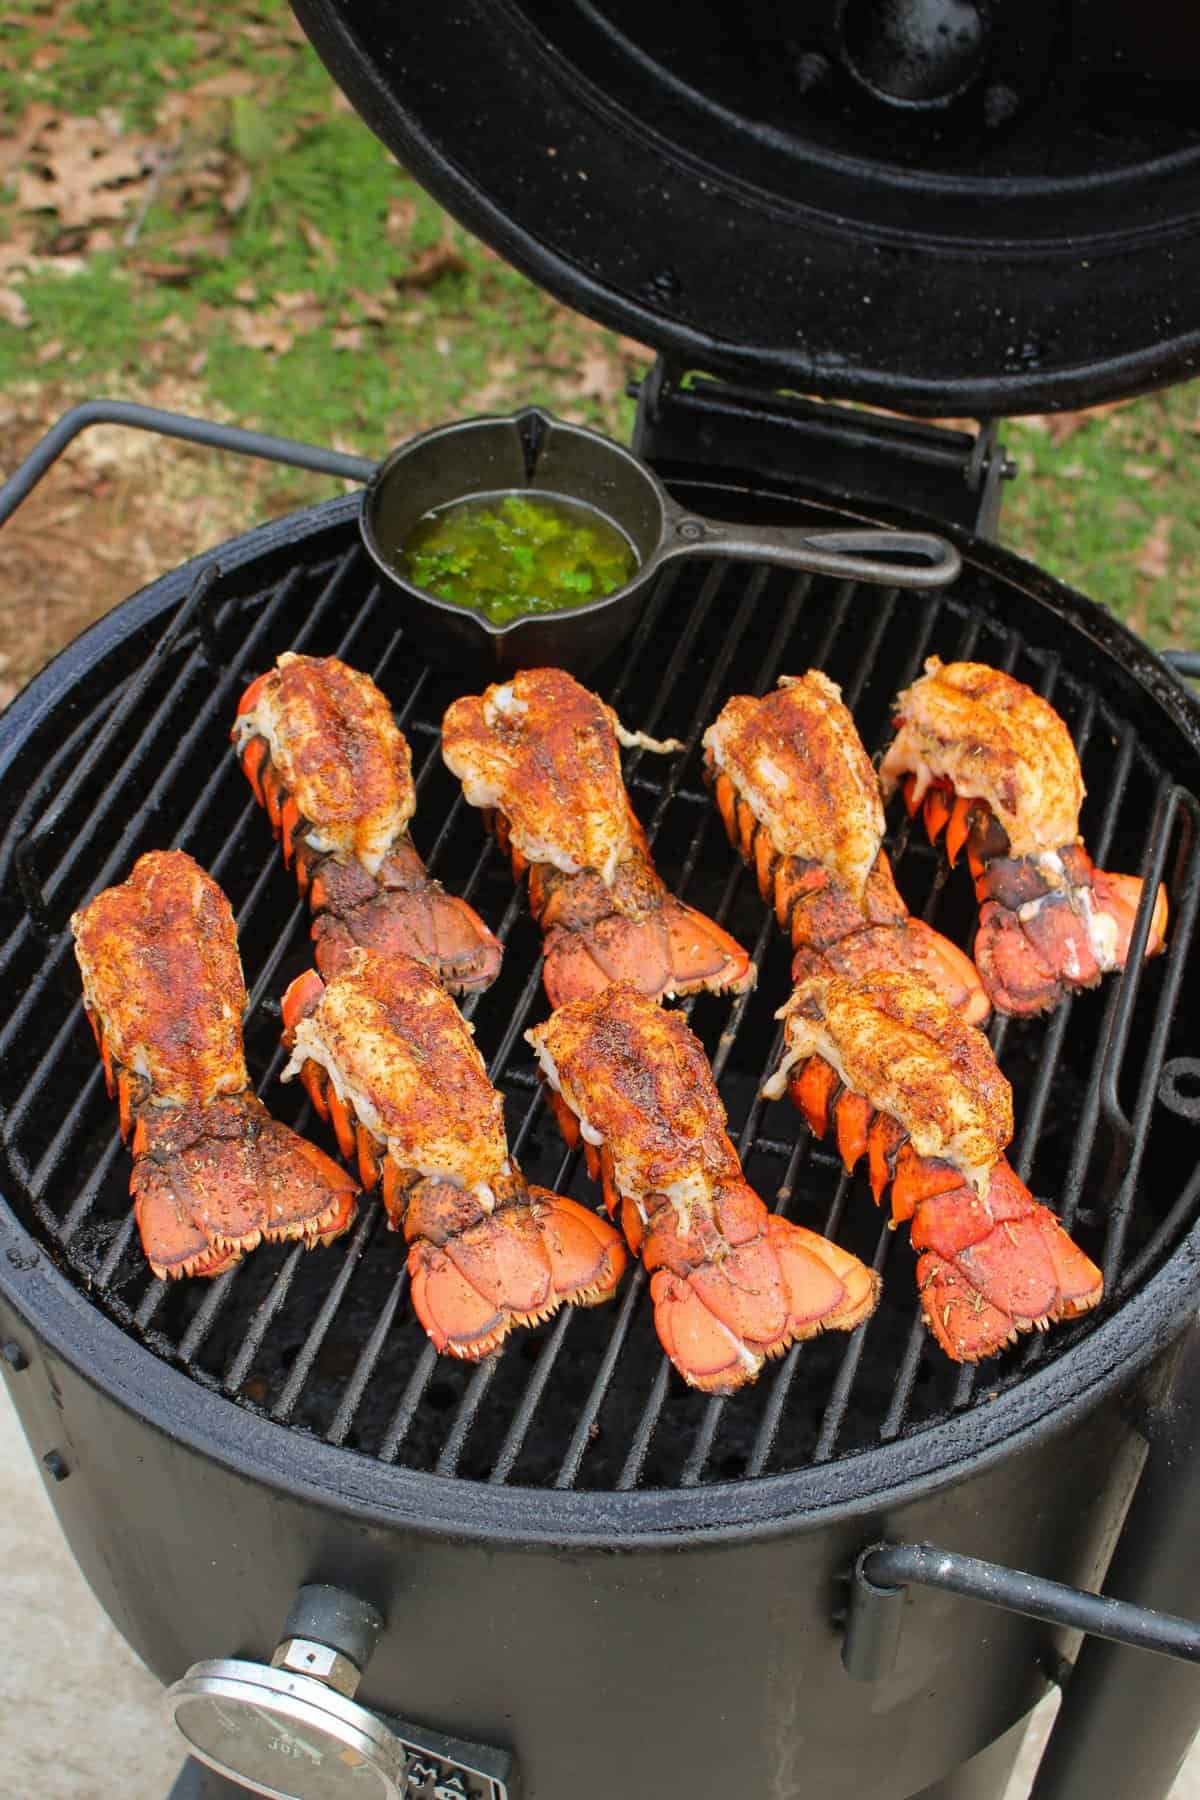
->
0;399;378;529
843;1540;1200;1682
1162;650;1200;678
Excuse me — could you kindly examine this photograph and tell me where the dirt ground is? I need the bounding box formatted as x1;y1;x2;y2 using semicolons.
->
0;379;346;701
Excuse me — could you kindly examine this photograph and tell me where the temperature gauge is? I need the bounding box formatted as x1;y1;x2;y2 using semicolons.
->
168;1656;405;1800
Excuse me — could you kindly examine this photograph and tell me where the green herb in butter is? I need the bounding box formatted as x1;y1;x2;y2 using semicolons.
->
399;491;637;624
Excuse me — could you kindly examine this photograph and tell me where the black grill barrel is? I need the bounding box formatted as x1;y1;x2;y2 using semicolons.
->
1029;1318;1200;1800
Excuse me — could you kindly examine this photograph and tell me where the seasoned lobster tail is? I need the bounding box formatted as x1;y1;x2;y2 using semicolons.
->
529;983;880;1393
503;814;753;1010
128;1086;357;1281
235;662;502;995
549;1092;878;1392
302;842;502;991
784;1050;1102;1361
646;1182;878;1394
441;670;754;1009
403;1177;626;1361
83;997;356;1282
904;776;1169;1017
280;963;626;1361
883;658;1168;1017
72;849;359;1282
707;761;989;1025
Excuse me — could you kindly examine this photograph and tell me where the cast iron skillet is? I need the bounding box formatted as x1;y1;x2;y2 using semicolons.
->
360;406;961;677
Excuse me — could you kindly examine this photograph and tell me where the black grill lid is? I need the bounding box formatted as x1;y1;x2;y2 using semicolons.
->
290;0;1200;417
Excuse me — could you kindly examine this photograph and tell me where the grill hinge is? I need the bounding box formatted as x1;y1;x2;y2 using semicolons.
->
631;358;1015;537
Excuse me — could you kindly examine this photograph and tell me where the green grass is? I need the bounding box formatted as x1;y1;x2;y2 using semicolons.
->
2;0;1197;648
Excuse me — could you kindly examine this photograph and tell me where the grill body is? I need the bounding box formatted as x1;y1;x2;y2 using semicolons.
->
2;478;1199;1799
0;1265;1155;1800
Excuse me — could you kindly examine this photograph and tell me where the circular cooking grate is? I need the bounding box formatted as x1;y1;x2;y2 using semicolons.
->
1;481;1198;1497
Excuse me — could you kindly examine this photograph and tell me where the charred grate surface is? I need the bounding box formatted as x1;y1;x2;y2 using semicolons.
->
2;490;1199;1494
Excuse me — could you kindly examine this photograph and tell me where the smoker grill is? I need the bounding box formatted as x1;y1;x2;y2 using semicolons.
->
4;5;1200;1799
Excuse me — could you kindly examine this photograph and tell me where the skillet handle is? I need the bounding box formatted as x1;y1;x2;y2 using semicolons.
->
656;503;962;590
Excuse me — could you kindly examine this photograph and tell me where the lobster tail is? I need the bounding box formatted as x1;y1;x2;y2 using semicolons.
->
904;771;1169;1019
709;767;989;1023
785;1051;1102;1362
398;1175;627;1360
911;1160;1103;1362
305;842;503;991
281;964;625;1362
235;661;502;997
130;1091;357;1281
641;1177;879;1393
971;842;1169;1018
529;854;754;1009
401;1174;624;1360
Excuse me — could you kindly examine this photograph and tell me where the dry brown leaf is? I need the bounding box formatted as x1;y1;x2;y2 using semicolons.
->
233;279;257;302
172;230;232;259
230;307;294;354
573;351;625;403
461;357;519;413
300;218;335;265
36;338;63;363
394;238;465;287
1046;399;1134;445
1134;515;1173;581
0;228;38;273
284;305;324;333
0;103;57;179
1124;461;1157;482
0;288;31;328
347;287;390;323
223;166;252;216
386;197;417;240
191;70;258;99
332;326;364;351
274;289;320;313
15;116;153;231
131;261;196;285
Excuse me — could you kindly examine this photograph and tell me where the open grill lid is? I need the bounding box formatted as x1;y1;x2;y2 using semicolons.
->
290;0;1200;418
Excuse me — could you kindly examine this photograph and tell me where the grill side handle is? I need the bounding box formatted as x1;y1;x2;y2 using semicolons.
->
842;1539;1200;1682
0;399;378;528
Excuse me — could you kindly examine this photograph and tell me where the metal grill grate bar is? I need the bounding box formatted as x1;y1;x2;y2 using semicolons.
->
272;1202;382;1424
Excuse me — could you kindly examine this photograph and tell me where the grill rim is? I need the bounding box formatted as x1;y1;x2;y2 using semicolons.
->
3;487;1200;1546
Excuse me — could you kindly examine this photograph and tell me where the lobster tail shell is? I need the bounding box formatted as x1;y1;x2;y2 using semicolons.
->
640;1178;879;1393
911;1160;1103;1362
237;732;501;995
786;1053;1102;1362
708;767;989;1023
910;781;1170;1017
129;1089;357;1281
403;1176;627;1361
281;979;626;1361
528;852;753;1010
